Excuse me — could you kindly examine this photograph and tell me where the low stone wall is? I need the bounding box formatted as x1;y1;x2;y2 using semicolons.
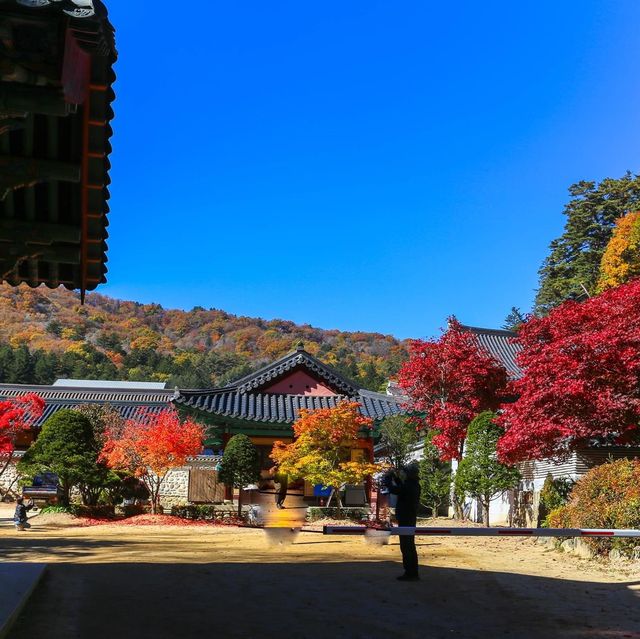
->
158;468;190;508
0;460;20;499
1;458;218;508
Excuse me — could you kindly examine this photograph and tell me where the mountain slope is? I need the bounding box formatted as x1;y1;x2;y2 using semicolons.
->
0;284;409;391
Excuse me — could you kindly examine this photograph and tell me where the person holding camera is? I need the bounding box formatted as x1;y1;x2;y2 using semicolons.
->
14;497;35;531
388;463;421;581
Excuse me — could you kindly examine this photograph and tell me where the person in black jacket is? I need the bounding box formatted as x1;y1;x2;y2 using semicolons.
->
388;462;420;581
14;497;34;531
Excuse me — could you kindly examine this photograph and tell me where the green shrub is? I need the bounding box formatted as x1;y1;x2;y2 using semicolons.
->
117;504;145;518
171;504;243;522
69;504;115;519
539;474;574;526
306;507;368;522
39;505;74;515
38;504;115;518
548;458;640;557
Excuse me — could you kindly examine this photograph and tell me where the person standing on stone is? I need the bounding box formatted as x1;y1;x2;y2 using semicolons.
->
389;462;421;581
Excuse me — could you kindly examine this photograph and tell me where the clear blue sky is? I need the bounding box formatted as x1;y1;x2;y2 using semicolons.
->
101;1;640;340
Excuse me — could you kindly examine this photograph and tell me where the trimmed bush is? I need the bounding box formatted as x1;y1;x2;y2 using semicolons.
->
70;504;115;518
171;504;245;522
40;504;115;518
548;458;640;557
539;474;574;526
306;507;368;522
115;504;145;518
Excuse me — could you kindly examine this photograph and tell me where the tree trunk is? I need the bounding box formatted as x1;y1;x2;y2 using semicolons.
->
483;499;490;527
452;491;464;520
60;480;71;507
237;486;243;518
148;473;164;515
148;478;160;514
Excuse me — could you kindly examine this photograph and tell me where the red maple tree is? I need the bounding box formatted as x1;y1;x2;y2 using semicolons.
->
0;393;44;494
398;318;508;460
100;408;204;513
498;278;640;463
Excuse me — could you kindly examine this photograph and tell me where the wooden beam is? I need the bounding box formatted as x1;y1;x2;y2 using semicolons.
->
0;156;81;200
0;86;72;117
0;219;80;244
0;245;80;266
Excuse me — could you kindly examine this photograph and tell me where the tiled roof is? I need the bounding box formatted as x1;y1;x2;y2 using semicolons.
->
460;325;523;379
0;383;173;427
174;346;404;423
386;380;407;400
173;388;404;424
228;346;361;395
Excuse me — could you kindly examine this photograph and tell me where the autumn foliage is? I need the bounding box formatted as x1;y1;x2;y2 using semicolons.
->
548;459;640;556
0;393;44;492
597;211;640;291
271;402;379;495
0;393;44;457
398;318;508;460
0;283;408;392
100;408;204;513
498;279;640;463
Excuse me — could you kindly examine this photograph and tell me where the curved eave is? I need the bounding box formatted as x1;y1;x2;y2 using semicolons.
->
0;1;117;295
173;390;406;425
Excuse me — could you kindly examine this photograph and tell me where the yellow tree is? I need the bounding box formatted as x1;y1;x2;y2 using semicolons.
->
598;211;640;291
270;402;380;508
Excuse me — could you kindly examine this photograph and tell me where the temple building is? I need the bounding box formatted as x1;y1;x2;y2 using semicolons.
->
0;0;116;297
0;345;405;506
173;343;405;503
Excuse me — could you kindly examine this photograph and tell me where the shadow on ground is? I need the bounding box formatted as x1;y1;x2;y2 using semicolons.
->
7;560;640;639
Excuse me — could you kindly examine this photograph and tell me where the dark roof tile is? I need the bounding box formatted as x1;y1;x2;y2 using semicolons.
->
460;325;523;379
173;388;405;424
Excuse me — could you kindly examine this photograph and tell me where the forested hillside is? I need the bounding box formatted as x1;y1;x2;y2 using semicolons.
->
0;284;408;391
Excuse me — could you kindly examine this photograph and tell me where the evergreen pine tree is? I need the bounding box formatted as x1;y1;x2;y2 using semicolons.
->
535;172;640;314
455;411;520;526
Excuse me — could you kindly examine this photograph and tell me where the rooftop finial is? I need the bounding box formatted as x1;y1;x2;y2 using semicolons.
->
295;340;305;351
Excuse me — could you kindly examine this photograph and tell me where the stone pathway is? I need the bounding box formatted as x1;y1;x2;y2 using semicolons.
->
0;564;46;638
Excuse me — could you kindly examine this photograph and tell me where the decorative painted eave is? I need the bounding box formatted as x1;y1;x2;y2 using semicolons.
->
11;0;98;18
0;0;116;297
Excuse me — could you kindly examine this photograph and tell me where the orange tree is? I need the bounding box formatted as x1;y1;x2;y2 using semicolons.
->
100;408;204;513
270;402;380;508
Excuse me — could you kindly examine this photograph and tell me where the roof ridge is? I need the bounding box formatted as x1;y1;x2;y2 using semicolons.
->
459;324;518;337
225;348;360;395
0;383;174;394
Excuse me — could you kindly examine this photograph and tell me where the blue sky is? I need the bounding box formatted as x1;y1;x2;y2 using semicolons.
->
101;1;640;340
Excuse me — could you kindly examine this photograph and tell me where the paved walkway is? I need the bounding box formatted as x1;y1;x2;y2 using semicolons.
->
0;564;46;639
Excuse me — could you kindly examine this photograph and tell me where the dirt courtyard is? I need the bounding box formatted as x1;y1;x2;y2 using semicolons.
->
0;511;639;639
